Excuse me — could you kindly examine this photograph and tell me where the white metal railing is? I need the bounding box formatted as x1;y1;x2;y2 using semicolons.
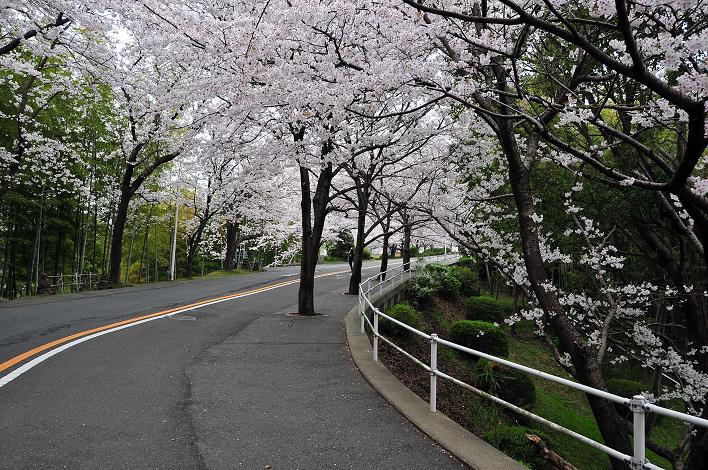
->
45;273;101;294
357;258;708;470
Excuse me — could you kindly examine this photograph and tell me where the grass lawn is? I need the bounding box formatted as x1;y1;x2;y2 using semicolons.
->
508;332;675;469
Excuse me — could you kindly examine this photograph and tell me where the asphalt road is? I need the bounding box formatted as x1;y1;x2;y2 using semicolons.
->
0;261;463;469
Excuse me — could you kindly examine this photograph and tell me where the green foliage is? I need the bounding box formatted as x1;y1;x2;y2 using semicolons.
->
483;425;549;469
449;320;509;358
406;271;438;309
380;303;423;338
452;265;480;297
326;230;353;259
474;359;536;409
438;270;461;299
424;263;461;299
605;378;646;418
456;256;477;270
362;248;372;260
464;295;507;323
605;378;646;399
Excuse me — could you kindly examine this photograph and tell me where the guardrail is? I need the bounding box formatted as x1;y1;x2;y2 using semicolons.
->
357;257;708;470
45;273;101;294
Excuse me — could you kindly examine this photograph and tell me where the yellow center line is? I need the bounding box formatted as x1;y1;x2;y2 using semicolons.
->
0;267;354;374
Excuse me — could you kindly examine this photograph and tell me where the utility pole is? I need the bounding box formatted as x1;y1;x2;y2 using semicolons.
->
169;199;179;281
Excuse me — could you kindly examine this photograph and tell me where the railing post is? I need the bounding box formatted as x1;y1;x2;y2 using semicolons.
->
630;395;647;469
373;309;379;362
430;333;438;412
359;288;365;334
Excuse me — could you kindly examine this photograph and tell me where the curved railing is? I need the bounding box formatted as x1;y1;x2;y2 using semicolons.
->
357;258;708;470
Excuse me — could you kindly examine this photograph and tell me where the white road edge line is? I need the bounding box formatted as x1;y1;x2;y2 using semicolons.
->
0;264;385;388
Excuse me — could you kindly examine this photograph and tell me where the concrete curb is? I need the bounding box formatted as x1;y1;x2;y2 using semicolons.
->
345;305;526;470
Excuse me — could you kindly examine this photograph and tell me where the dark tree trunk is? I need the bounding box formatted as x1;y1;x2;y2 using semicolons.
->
347;185;369;295
53;229;63;277
9;247;16;299
1;222;14;299
498;117;632;469
107;142;180;286
185;239;196;278
124;227;136;286
101;202;111;275
402;219;412;271
636;223;708;468
25;201;42;295
71;199;80;275
380;232;390;281
185;220;208;278
224;221;239;271
109;191;130;286
297;161;333;315
137;209;151;284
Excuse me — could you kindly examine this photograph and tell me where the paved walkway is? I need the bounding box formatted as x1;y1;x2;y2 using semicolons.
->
187;282;465;469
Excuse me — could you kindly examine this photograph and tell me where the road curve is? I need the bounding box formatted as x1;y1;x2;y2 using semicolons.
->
0;262;464;469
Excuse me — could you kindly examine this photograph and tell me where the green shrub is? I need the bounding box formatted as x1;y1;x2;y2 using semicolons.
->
456;257;476;270
438;271;461;299
606;378;647;419
605;378;646;399
423;263;461;299
362;248;372;260
464;296;506;323
484;425;549;469
379;303;423;338
449;320;509;358
452;266;480;297
474;359;536;409
406;272;438;309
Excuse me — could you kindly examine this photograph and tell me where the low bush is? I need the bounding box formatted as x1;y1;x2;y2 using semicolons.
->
438;271;461;299
406;272;438;309
474;359;536;409
452;266;480;297
424;263;461;299
407;264;462;306
605;378;646;399
449;320;509;358
379;303;423;338
606;378;647;419
484;425;550;469
456;257;477;270
464;295;506;323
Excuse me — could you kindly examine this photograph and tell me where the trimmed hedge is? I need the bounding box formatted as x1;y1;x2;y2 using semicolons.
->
606;378;647;419
474;359;536;409
464;296;506;323
605;378;646;399
449;320;509;358
484;425;549;469
380;303;423;339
